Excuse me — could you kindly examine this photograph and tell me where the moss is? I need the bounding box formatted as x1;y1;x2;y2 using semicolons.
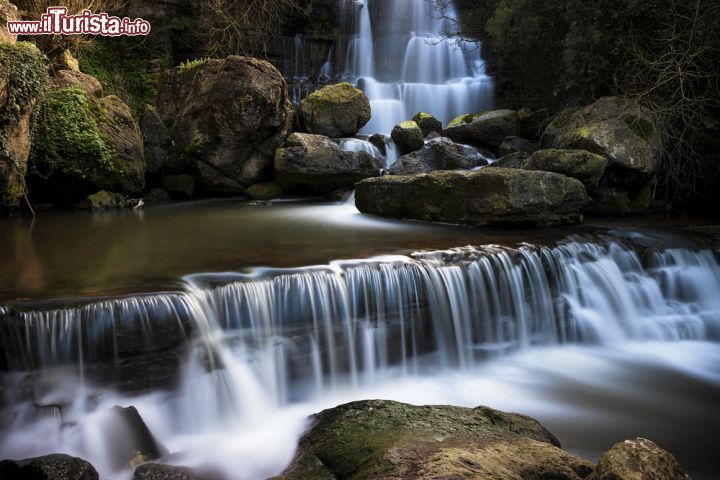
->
447;114;476;128
306;82;358;108
623;115;656;141
178;57;210;73
399;120;419;129
0;42;48;125
34;87;126;184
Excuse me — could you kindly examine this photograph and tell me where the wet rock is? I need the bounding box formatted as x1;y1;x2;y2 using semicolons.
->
50;70;103;98
157;56;293;195
523;149;608;188
489;152;531;169
588;438;688;480
356;168;589;228
391;121;425;155
134;463;201;480
75;190;141;211
541;97;661;187
517;107;553;141
412;112;443;137
389;138;488;175
299;82;371;138
246;182;283;200
163;175;195;199
274;133;383;194
274;400;593;480
444;109;520;151
368;133;389;156
140;105;170;175
0;454;99;480
106;405;169;469
0;41;48;211
498;136;538;157
143;188;171;204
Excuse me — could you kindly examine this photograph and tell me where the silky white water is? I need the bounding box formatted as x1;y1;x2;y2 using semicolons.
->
2;237;720;478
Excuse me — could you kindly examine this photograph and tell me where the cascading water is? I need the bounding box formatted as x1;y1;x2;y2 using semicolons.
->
340;0;495;134
1;236;719;478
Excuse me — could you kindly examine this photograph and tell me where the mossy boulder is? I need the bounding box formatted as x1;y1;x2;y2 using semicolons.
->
163;174;195;199
587;185;653;217
30;86;145;204
157;56;294;195
274;133;383;194
412;112;443;137
391;120;424;155
274;400;594;480
523;149;608;188
75;190;140;211
0;41;48;211
389;138;488;175
246;182;283;201
356;167;589;228
444;109;520;151
588;438;688;480
541;97;661;187
489;152;531;169
299;82;371;138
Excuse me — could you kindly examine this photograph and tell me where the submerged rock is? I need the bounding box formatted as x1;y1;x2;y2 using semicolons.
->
356;168;589;228
412;112;443;137
391;121;425;155
541;97;661;187
444;109;520;151
0;454;98;480
299;82;371;138
246;182;283;201
133;463;200;480
274;400;593;480
588;438;688;480
523;149;608;188
389;138;488;175
274;133;383;194
75;190;141;211
157;56;293;195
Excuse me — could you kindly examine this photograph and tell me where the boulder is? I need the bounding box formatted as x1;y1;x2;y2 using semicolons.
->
0;454;98;480
489;152;531;169
50;70;103;98
498;136;538;157
104;405;169;469
134;463;200;480
274;400;593;480
143;188;170;204
412;112;443;137
368;133;389;156
139;105;170;175
246;182;283;200
541;97;661;187
517;108;553;141
299;82;371;137
76;190;141;211
275;133;383;194
523;149;608;188
587;185;653;217
0;0;19;43
30;87;145;204
156;56;293;195
356;168;589;228
391;121;425;155
0;42;48;211
49;50;80;73
588;438;688;480
444;110;520;151
389;138;488;175
163;175;195;199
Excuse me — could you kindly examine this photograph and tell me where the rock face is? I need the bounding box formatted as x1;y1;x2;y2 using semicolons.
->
31;86;145;204
389;138;488;175
156;56;293;195
299;82;371;138
0;42;48;210
49;70;103;98
541;97;661;187
412;112;443;137
139;105;170;175
163;174;195;199
0;454;99;480
246;182;283;200
523;149;608;188
391;121;425;155
444;110;520;151
274;133;383;194
133;463;200;480
489;152;531;169
356;168;589;228
588;438;688;480
274;400;594;480
0;0;19;43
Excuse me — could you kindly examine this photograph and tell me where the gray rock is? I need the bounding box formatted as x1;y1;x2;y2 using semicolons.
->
391;121;425;155
498;136;538;157
523;149;608;188
134;463;200;480
444;110;520;150
298;82;371;138
588;438;688;480
0;454;98;480
389;138;488;175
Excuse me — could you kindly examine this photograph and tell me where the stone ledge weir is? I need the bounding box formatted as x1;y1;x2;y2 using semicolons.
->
2;236;719;400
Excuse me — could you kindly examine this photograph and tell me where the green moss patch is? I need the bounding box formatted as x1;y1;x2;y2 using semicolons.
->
0;42;48;125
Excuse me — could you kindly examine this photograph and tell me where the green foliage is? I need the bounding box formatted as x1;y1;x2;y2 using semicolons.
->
0;42;48;125
34;87;121;181
178;57;210;73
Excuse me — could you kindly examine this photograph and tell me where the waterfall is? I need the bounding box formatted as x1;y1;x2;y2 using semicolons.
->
339;0;495;134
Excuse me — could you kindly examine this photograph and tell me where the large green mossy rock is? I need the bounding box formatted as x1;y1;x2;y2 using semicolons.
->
523;149;608;188
299;82;371;138
444;109;520;151
391;120;424;155
0;41;47;211
412;112;442;137
356;167;589;228
31;87;145;203
273;400;594;480
541;97;661;188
